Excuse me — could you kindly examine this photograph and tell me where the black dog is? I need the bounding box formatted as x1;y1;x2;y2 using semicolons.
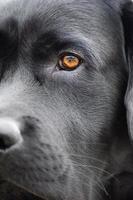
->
0;0;132;199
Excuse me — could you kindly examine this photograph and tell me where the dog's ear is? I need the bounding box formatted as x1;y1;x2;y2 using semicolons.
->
109;0;131;11
120;1;133;140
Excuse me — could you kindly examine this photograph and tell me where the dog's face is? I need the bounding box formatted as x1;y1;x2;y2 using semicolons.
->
0;0;130;199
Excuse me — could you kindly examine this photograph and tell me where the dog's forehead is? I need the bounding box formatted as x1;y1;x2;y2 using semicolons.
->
0;0;121;33
0;0;124;66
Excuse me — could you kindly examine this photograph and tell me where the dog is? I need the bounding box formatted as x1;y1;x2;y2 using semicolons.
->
0;0;132;199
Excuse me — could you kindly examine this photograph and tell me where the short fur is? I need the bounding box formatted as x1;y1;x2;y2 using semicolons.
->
0;0;132;200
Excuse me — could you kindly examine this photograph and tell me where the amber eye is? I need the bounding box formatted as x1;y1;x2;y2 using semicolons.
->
58;53;82;71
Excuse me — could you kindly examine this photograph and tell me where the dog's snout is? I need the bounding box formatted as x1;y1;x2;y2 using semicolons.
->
0;118;23;151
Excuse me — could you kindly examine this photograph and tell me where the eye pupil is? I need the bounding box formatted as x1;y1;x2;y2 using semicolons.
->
63;56;79;67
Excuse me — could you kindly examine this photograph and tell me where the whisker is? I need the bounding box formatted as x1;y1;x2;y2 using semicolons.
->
68;169;109;197
79;171;109;196
6;179;45;200
70;161;113;178
62;153;108;165
68;142;107;146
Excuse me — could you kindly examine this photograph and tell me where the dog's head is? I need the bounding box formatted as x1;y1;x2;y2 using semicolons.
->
0;0;131;199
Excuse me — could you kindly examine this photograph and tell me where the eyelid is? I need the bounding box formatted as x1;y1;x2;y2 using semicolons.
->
58;48;85;60
59;51;83;60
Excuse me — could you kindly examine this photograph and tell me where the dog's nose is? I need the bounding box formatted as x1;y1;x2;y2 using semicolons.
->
0;118;23;151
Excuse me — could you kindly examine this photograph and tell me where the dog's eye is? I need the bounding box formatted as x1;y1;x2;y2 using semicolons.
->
57;53;83;71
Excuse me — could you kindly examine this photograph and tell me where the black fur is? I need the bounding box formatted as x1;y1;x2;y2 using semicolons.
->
0;0;132;200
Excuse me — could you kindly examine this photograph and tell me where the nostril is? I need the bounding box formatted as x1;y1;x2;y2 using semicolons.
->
0;136;13;150
0;118;23;151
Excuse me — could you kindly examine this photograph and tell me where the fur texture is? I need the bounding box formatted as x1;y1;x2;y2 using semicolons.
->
0;0;132;199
